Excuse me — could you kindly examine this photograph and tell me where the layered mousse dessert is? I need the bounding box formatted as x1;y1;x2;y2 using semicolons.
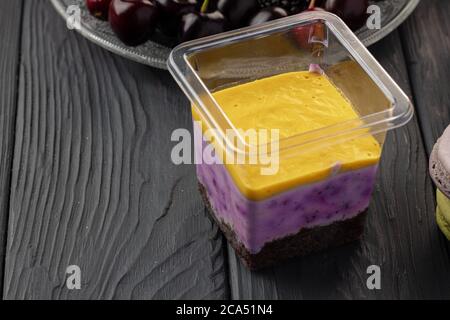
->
193;69;382;269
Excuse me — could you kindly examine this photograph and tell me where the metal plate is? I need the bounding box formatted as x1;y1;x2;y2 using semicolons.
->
50;0;421;69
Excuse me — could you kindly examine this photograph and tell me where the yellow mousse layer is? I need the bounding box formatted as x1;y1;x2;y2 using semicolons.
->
194;71;381;200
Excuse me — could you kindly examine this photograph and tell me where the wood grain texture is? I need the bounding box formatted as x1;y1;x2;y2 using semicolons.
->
228;31;450;299
0;0;23;293
3;0;228;299
399;0;450;154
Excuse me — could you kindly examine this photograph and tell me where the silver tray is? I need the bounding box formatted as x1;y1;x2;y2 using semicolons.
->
50;0;421;69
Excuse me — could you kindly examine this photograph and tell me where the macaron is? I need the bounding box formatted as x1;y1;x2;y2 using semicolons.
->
436;190;450;240
430;125;450;240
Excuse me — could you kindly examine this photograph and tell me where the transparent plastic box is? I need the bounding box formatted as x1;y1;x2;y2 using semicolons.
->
168;11;413;269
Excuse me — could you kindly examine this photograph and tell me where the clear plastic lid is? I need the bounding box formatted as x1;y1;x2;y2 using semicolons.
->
168;11;413;156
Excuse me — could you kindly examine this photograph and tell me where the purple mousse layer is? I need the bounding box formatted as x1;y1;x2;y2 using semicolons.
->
194;127;378;254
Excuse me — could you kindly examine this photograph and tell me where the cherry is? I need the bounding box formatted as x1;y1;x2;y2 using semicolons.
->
156;0;197;15
179;10;228;42
86;0;112;20
248;7;288;26
315;0;326;6
282;0;309;14
109;0;160;46
217;0;259;28
197;0;219;12
156;0;198;36
323;0;369;31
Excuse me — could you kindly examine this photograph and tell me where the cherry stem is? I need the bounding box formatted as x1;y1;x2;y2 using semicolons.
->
201;0;209;13
309;0;317;9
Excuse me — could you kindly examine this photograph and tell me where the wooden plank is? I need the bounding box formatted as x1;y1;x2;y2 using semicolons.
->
399;0;450;154
0;0;23;294
228;31;450;299
3;0;228;299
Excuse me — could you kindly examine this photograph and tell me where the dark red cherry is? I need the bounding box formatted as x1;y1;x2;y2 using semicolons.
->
275;0;309;14
196;0;219;12
86;0;112;20
315;0;326;7
248;7;288;26
109;0;160;46
179;11;228;42
217;0;259;28
155;0;198;36
323;0;369;31
155;0;197;15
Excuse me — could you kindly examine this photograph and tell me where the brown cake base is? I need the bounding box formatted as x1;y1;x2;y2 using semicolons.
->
199;183;367;270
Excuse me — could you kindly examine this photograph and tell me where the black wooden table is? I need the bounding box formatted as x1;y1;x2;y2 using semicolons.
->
0;0;449;300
